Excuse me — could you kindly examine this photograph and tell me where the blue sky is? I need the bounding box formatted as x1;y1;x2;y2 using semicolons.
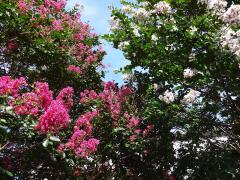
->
67;0;130;84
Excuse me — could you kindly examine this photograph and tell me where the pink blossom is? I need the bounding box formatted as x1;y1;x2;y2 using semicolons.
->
34;82;53;111
65;127;86;149
56;87;74;110
57;144;65;153
67;65;82;74
35;100;70;134
52;0;66;12
75;138;100;157
52;19;64;31
7;41;17;51
130;135;137;141
18;0;30;12
143;124;154;137
124;113;140;129
11;92;40;116
0;76;26;97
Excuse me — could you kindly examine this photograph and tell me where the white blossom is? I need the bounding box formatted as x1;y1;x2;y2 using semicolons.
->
121;5;134;14
220;27;240;57
189;26;198;35
153;83;160;91
198;0;227;16
133;28;140;37
109;17;121;32
159;90;176;104
142;2;150;8
183;68;195;78
133;8;151;21
152;1;172;14
181;89;200;104
122;74;133;81
151;34;158;42
222;5;240;25
118;41;130;50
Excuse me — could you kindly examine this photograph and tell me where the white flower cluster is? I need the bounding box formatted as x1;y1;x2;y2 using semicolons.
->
152;1;172;14
183;68;195;78
109;17;122;32
159;90;176;104
151;34;158;42
121;5;135;14
181;89;200;105
198;0;227;16
222;5;240;25
133;8;151;21
118;41;130;50
220;28;240;57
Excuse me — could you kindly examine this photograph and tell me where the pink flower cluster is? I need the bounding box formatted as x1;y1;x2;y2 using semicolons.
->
52;19;64;31
0;76;72;133
80;81;133;121
18;0;32;13
56;87;74;110
34;82;53;111
35;100;70;133
124;113;154;141
1;76;100;158
0;76;26;97
5;81;53;117
67;65;82;74
6;41;18;51
9;92;40;116
58;111;99;158
16;0;103;76
63;127;100;158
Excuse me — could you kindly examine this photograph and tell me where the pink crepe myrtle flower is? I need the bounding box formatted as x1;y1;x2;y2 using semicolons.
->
35;100;70;134
75;138;100;158
52;19;64;31
67;65;82;74
10;92;40;116
56;87;74;110
130;135;137;141
18;0;31;12
6;41;17;51
52;0;66;12
34;82;53;111
0;76;26;97
65;127;86;149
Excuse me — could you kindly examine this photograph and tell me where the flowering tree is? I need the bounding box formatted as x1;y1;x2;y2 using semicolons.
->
0;76;147;178
0;0;151;179
0;0;104;92
106;0;240;178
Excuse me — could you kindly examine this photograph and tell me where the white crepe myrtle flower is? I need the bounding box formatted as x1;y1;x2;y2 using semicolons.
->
142;2;150;8
159;90;176;104
189;26;198;35
118;41;130;50
183;68;195;78
198;0;227;16
122;74;133;81
121;5;134;14
220;28;240;57
152;1;172;14
133;28;140;37
151;34;158;42
133;8;151;21
181;89;200;104
109;17;121;32
153;83;160;91
222;5;240;25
